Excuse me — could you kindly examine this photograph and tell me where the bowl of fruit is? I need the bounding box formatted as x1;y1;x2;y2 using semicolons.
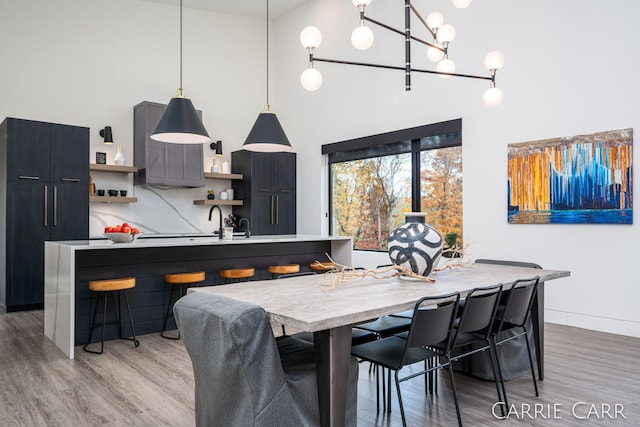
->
104;223;142;243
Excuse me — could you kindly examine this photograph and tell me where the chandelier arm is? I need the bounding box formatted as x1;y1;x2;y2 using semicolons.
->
363;16;443;51
313;57;495;82
314;57;406;71
411;35;445;51
363;16;405;37
412;66;495;81
409;2;437;39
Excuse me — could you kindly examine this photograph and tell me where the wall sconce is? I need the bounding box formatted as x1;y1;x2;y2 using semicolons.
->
210;140;223;156
99;126;113;144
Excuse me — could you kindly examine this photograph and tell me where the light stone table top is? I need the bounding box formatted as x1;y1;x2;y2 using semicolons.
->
191;263;570;332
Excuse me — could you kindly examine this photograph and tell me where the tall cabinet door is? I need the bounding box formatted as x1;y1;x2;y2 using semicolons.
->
6;181;49;306
5;119;51;181
49;182;89;241
49;124;89;240
273;153;296;235
50;124;89;183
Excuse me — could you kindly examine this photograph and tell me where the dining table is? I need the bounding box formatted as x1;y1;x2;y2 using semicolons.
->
190;261;570;427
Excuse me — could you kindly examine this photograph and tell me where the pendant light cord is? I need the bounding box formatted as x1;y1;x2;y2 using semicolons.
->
179;0;183;93
266;0;269;106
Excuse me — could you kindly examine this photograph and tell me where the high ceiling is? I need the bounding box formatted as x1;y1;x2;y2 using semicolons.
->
139;0;310;19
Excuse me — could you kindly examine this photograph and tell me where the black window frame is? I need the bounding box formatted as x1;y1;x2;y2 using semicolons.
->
323;118;462;245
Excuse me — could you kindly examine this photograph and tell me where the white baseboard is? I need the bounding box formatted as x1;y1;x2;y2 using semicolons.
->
545;309;640;338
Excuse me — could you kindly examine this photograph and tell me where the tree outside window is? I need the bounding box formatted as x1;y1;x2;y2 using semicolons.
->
331;145;462;251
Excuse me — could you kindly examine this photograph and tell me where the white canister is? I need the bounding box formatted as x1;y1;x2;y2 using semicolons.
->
223;226;234;240
225;188;234;200
222;160;231;174
219;191;228;200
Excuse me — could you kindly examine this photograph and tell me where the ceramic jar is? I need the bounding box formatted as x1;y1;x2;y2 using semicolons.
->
114;146;125;166
388;212;443;277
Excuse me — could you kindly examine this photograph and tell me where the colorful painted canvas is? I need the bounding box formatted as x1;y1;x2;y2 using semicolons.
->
507;128;633;224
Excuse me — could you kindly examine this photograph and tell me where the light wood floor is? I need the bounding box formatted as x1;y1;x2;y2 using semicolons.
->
0;309;638;426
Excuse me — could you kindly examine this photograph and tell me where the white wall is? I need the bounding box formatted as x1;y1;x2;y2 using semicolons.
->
273;0;640;337
0;0;267;235
1;0;638;337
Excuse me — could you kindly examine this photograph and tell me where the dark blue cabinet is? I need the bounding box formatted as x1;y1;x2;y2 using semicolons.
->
0;117;89;311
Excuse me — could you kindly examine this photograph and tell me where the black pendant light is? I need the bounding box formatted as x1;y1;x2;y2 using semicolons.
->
242;0;293;152
151;0;211;144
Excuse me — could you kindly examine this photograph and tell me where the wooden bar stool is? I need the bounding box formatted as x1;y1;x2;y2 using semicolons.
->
83;277;139;354
220;267;255;284
268;264;300;279
162;271;206;340
309;261;337;272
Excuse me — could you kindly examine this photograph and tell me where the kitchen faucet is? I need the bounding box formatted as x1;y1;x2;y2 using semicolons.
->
239;217;251;238
208;205;223;239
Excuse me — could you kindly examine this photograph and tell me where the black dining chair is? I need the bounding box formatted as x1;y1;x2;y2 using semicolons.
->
351;292;461;427
491;276;541;409
432;283;505;424
474;259;544;381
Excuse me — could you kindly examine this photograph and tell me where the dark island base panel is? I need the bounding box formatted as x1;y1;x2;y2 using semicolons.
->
74;241;332;345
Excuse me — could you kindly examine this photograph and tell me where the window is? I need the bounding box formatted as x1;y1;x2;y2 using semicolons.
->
323;119;462;251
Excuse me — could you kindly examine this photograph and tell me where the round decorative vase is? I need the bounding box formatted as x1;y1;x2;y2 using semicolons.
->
388;212;443;277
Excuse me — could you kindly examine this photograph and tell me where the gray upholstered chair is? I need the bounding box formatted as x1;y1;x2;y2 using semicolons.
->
174;291;358;426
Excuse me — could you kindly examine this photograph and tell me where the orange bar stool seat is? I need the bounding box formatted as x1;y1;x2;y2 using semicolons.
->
268;264;300;279
162;271;206;340
83;277;139;354
220;267;255;284
309;261;337;272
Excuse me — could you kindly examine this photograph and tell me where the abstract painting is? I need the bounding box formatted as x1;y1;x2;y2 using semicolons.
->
508;128;633;224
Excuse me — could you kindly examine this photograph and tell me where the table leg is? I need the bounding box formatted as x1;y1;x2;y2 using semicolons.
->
314;325;352;427
531;281;545;381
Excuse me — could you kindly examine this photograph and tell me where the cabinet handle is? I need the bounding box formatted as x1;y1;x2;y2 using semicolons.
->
275;195;279;225
60;178;81;182
53;186;58;226
270;195;275;225
19;175;40;180
258;188;271;192
44;185;48;227
279;189;291;193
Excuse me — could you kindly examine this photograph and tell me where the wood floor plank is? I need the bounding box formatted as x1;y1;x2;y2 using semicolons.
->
0;310;638;426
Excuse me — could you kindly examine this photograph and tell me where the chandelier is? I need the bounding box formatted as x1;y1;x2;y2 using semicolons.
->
299;0;505;107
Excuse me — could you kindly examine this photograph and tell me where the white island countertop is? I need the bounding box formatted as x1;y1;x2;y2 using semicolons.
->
52;234;352;250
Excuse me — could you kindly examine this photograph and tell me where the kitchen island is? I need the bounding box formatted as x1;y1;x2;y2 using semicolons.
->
44;234;352;359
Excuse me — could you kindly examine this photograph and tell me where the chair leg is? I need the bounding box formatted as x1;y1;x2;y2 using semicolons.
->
446;358;463;427
161;285;180;339
83;293;104;354
523;328;539;396
492;339;508;412
375;364;380;412
487;340;506;416
122;290;140;348
387;368;392;411
394;370;407;427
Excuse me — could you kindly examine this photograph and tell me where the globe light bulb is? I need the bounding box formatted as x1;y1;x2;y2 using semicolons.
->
426;11;444;30
351;0;373;7
437;24;456;43
300;26;322;49
437;58;456;78
484;51;505;70
452;0;473;8
483;86;504;107
351;25;374;50
300;67;323;91
426;45;445;62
